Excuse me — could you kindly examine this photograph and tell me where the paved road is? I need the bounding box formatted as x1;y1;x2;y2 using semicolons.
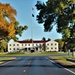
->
0;56;75;75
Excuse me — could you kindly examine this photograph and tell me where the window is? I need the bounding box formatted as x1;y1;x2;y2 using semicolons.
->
51;43;53;45
55;47;57;49
25;44;27;46
13;48;15;50
47;43;49;45
17;48;19;50
55;43;57;45
51;47;53;49
47;48;49;49
13;44;15;46
17;44;19;46
10;44;11;46
10;48;11;50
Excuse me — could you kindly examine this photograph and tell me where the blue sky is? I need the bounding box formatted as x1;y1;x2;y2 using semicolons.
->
0;0;62;40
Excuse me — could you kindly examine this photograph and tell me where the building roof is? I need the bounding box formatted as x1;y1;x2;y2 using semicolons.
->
17;40;47;43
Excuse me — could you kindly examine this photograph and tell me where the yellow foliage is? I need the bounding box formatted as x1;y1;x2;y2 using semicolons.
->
73;10;75;14
0;2;17;39
60;2;67;10
7;23;15;38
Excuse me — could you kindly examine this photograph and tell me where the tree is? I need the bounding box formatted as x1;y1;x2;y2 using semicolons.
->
47;38;51;41
0;3;28;41
0;39;7;52
0;3;16;39
0;3;28;52
35;0;75;32
13;21;28;41
55;39;64;51
42;37;46;41
35;0;75;56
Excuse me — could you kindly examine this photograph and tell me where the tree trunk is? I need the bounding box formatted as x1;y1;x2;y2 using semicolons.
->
72;51;75;57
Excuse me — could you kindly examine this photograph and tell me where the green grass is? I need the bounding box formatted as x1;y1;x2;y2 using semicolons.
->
0;51;68;56
0;57;16;62
49;56;75;66
50;56;75;61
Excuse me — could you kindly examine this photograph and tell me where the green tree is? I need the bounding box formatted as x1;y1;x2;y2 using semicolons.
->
35;0;75;56
42;37;46;51
0;40;7;52
35;0;75;32
13;21;28;41
55;39;64;51
47;38;51;41
42;37;46;41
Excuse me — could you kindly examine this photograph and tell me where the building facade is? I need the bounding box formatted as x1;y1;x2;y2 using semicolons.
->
46;41;58;51
8;40;58;53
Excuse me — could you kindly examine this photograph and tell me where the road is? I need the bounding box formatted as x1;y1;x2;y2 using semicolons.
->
0;56;75;75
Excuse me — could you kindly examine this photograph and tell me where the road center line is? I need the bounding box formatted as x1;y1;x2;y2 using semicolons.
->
28;62;31;65
23;70;26;72
28;60;32;65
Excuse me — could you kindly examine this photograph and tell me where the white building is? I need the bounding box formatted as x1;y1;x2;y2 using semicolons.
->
8;42;21;52
46;40;58;52
8;40;58;53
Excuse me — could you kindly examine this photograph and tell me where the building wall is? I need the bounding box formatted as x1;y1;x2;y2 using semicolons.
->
46;41;58;52
8;40;58;52
8;42;21;52
21;43;43;52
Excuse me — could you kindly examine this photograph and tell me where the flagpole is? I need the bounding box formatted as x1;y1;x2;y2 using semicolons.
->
31;8;34;51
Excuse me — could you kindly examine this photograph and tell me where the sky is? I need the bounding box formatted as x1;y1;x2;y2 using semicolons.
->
0;0;62;41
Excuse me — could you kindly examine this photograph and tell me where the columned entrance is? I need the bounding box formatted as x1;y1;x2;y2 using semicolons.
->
24;47;39;53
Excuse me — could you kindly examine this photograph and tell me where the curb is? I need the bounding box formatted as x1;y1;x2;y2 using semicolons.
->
66;58;75;62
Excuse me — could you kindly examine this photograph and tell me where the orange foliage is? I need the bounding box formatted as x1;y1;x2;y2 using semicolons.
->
0;2;17;39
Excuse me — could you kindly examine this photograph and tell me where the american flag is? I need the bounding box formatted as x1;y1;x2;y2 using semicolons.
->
32;8;34;17
32;8;34;10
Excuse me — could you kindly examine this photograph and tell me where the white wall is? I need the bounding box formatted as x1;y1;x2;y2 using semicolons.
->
8;41;58;52
46;41;58;52
8;42;21;52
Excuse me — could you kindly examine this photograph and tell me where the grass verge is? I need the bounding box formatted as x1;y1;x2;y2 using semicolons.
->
49;56;75;68
0;52;67;56
0;57;16;64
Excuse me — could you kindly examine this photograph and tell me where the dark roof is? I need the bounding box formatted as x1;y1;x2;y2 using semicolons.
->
17;40;47;43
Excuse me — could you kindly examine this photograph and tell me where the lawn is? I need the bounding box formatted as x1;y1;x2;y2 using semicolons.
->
0;51;68;56
0;57;16;61
0;57;16;64
49;56;75;67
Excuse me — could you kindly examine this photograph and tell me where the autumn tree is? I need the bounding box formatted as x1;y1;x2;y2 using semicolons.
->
0;3;28;41
0;3;28;52
0;3;16;39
